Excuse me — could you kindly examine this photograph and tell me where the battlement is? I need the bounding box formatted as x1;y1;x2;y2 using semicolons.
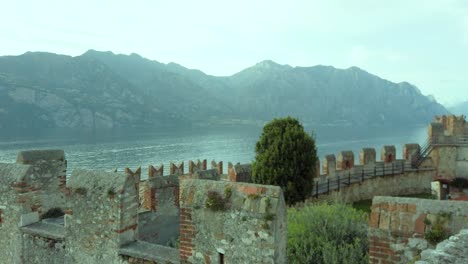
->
321;144;422;178
0;150;286;264
432;114;468;138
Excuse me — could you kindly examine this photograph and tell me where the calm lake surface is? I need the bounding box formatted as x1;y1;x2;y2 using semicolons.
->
0;125;428;176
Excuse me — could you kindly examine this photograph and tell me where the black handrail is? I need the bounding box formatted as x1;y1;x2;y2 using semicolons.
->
311;162;420;197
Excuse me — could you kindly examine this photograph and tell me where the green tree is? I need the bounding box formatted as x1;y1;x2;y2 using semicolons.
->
252;117;317;205
288;203;369;264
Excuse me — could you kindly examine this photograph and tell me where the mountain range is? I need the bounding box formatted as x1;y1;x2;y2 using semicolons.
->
449;101;468;116
0;50;448;130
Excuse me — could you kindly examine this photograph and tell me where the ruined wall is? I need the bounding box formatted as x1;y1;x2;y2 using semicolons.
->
179;179;286;264
65;169;138;263
417;229;468;264
0;163;33;263
368;196;468;264
21;233;65;264
228;163;252;182
16;150;67;215
138;174;180;246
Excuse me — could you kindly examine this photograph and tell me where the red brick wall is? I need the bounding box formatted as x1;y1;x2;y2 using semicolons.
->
369;201;424;264
368;197;468;264
180;208;196;263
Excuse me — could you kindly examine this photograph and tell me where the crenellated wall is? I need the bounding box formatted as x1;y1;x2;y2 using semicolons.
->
0;150;286;264
315;115;468;201
429;115;468;179
65;169;139;263
15;150;67;218
227;162;252;183
320;144;424;179
0;150;69;264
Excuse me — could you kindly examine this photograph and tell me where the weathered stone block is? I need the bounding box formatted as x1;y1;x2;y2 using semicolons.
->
337;151;354;170
381;145;396;163
322;154;336;176
360;148;376;166
16;150;65;164
403;144;420;163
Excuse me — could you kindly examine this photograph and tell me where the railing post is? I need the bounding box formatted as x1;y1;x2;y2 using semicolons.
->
337;176;340;191
374;166;376;177
361;169;364;182
392;163;394;176
382;165;385;176
327;179;330;194
316;183;319;198
348;171;351;185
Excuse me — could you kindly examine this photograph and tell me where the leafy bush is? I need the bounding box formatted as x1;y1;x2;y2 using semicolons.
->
424;213;451;244
288;202;369;264
252;117;317;205
205;191;227;211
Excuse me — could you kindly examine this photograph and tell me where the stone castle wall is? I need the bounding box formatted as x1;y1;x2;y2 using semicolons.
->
368;196;468;264
314;115;468;202
0;150;284;264
179;179;286;263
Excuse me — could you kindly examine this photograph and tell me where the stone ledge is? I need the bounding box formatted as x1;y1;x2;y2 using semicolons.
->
16;150;65;164
119;240;180;263
21;222;65;241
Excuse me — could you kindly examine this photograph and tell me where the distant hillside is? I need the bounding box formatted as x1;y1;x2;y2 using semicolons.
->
0;50;448;130
449;100;468;116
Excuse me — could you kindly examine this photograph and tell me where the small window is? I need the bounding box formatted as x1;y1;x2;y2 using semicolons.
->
219;253;224;264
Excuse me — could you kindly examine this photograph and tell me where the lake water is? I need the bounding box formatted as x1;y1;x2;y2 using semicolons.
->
0;125;428;176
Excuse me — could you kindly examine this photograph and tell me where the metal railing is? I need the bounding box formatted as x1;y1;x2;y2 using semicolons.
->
311;134;467;198
411;135;468;168
311;162;432;198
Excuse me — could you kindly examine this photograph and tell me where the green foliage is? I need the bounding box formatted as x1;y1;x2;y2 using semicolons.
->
252;117;317;205
425;223;449;244
107;188;116;198
205;191;227;211
247;193;260;199
224;187;233;199
424;213;451;244
287;202;369;264
166;237;180;248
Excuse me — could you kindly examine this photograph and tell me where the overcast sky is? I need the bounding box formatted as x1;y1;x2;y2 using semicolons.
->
1;0;467;105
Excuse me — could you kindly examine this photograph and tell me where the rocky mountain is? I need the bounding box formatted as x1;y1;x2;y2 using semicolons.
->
0;50;448;130
223;60;448;126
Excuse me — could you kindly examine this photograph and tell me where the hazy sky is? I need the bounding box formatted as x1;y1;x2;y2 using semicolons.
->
1;0;467;105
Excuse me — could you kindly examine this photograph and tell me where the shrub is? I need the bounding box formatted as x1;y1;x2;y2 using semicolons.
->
287;202;369;264
424;213;451;245
205;191;227;211
252;117;317;205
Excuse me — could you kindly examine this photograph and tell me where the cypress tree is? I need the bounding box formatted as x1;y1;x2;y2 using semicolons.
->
252;117;317;205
